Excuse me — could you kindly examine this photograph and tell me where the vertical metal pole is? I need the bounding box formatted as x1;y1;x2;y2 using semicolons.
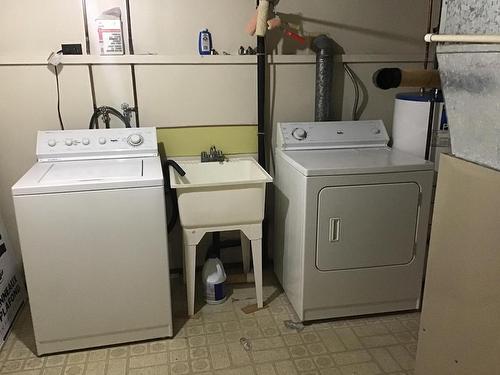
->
125;0;135;55
82;0;98;119
81;0;91;55
423;0;434;71
423;0;436;160
425;90;439;160
125;0;140;127
256;0;266;169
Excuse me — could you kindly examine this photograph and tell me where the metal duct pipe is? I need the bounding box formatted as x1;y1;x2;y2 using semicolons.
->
313;35;336;121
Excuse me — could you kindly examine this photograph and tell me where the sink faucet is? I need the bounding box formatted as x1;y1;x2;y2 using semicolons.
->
201;146;226;163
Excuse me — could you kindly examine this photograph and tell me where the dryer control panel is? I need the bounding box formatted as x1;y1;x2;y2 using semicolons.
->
37;127;158;161
278;120;389;151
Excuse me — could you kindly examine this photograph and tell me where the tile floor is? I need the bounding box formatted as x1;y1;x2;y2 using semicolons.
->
0;271;420;375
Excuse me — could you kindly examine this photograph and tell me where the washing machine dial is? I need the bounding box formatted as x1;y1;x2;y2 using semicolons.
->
48;139;56;147
98;137;107;145
127;134;144;147
82;138;90;145
292;128;308;141
64;139;73;146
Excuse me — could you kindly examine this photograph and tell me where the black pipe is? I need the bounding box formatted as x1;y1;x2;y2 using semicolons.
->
257;35;266;168
256;0;266;169
256;0;269;265
312;35;335;122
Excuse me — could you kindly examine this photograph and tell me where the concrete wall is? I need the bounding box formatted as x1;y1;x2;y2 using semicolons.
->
0;0;440;259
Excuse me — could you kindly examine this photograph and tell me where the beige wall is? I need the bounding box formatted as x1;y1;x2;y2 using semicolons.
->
0;0;440;257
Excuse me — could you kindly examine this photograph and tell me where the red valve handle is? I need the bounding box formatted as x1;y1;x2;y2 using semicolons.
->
284;29;306;44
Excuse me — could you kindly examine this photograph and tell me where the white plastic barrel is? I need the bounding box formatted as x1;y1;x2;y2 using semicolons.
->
392;92;450;169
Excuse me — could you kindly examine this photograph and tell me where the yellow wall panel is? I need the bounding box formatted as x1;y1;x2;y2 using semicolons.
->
157;125;257;157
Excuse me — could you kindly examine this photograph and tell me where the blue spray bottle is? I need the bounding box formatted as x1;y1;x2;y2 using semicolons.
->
198;29;212;55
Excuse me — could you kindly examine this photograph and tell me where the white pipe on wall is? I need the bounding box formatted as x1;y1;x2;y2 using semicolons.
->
425;33;500;43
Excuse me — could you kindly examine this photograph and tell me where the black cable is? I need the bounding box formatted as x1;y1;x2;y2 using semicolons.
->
344;63;360;121
88;111;99;129
54;65;65;130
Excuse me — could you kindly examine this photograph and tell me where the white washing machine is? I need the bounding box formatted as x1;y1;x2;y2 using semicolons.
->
12;127;172;355
273;120;434;322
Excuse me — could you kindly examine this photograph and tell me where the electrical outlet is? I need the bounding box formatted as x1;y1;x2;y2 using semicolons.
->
61;44;83;55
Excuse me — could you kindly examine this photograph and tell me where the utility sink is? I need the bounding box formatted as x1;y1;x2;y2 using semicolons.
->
169;158;273;229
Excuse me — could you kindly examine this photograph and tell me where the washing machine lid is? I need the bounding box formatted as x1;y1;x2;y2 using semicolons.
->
279;147;434;177
12;157;163;195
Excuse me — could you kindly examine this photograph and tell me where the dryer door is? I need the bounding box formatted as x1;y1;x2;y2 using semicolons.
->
316;182;420;271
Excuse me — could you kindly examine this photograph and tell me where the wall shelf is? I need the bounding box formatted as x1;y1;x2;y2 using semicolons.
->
0;54;429;66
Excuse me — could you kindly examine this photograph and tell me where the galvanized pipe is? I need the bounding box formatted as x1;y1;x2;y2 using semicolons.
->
313;35;335;122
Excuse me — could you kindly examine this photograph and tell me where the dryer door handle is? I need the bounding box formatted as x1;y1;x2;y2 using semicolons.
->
329;218;341;242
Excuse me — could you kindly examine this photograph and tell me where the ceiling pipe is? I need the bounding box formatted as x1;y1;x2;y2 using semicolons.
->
425;33;500;43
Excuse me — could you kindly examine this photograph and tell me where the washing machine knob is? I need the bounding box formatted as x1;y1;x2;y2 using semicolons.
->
48;139;56;147
65;139;73;146
292;128;308;141
98;137;107;145
127;134;144;146
82;138;90;145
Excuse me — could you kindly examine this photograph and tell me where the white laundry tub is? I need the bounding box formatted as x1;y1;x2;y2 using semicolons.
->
169;158;273;228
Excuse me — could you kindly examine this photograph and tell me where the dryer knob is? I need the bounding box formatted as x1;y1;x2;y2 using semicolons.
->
48;139;56;147
98;137;107;145
82;138;90;145
292;128;308;141
127;134;144;146
65;139;73;146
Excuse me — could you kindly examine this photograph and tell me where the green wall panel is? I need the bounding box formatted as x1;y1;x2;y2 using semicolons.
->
157;125;257;157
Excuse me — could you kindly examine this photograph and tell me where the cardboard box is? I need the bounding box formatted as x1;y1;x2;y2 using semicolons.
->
415;154;500;374
0;213;26;349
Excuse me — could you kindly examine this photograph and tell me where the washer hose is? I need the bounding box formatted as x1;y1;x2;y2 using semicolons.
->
89;106;131;129
158;143;186;233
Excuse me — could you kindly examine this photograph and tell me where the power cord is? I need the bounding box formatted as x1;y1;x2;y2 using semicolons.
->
344;63;360;121
48;50;65;130
54;64;65;130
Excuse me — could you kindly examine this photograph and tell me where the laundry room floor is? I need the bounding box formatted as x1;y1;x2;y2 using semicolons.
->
0;271;420;375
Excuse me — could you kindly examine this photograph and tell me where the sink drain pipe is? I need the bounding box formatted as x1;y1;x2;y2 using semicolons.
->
313;35;336;122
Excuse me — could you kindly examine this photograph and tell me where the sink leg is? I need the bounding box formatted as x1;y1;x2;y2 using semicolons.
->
182;245;186;285
251;238;263;309
185;243;197;316
241;232;251;275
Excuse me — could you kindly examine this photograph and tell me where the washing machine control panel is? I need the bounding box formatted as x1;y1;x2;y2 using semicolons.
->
37;127;158;161
278;120;389;151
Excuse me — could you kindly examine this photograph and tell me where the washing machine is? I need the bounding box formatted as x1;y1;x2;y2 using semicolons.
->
273;120;434;321
12;127;172;355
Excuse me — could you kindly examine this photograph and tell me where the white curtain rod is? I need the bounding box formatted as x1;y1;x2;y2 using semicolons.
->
425;33;500;43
